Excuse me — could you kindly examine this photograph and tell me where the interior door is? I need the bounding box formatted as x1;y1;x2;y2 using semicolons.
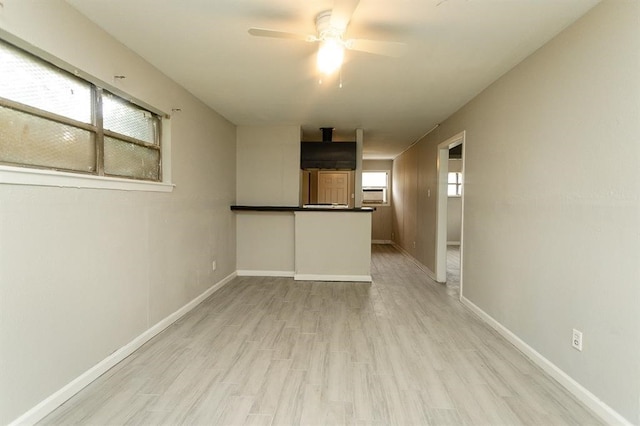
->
318;171;350;205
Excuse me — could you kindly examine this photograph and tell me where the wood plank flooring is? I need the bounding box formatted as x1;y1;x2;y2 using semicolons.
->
40;244;602;425
446;245;461;290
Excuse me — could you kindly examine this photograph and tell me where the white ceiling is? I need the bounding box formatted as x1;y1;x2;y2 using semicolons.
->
66;0;598;159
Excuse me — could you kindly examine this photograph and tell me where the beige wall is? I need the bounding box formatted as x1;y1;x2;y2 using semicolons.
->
294;211;372;281
0;1;237;423
392;1;640;422
235;125;300;275
236;125;300;206
371;206;393;242
236;212;295;274
447;159;463;243
447;197;462;244
448;158;463;173
392;143;437;271
363;160;393;241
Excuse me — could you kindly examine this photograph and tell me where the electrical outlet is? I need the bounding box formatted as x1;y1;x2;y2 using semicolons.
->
572;329;583;351
212;260;217;272
413;241;416;249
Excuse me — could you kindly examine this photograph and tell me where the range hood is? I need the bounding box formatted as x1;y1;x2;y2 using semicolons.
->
300;127;357;170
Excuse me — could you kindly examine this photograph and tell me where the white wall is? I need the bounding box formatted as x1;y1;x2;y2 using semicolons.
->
236;125;300;206
0;1;237;423
393;1;640;422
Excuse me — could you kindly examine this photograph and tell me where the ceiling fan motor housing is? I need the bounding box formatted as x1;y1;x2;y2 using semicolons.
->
316;10;343;42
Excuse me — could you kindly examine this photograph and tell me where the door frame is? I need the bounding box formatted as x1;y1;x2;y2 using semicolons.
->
435;131;465;294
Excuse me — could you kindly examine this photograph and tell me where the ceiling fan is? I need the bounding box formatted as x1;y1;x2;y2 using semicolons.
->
248;0;407;75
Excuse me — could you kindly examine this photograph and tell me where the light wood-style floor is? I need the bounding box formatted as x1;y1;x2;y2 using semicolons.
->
41;244;601;425
446;245;461;290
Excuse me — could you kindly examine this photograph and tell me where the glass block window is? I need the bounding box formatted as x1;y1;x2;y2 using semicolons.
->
0;38;161;181
362;171;390;205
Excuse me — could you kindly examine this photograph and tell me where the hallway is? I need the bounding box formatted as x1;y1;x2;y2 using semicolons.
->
41;244;601;425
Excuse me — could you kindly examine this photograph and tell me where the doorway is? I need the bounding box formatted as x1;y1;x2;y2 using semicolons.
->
301;170;354;207
435;131;465;296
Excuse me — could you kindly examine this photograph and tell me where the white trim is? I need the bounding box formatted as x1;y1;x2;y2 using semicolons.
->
0;165;175;192
460;296;632;426
236;269;295;278
294;274;372;282
372;239;393;244
447;241;461;246
435;131;465;284
160;117;172;183
355;128;364;207
392;243;438;281
9;272;237;426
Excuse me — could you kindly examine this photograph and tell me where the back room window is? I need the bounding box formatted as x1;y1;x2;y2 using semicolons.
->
362;170;390;205
448;172;462;196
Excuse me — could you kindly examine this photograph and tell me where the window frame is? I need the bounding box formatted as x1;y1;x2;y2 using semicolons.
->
362;170;391;206
0;36;173;192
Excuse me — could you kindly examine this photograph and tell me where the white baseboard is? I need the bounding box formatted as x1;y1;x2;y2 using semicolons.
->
460;296;631;426
372;239;393;244
237;270;371;282
10;272;237;426
294;273;372;282
391;243;438;282
236;269;295;277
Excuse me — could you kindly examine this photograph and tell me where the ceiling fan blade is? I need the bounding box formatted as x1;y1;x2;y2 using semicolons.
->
248;28;317;42
330;0;360;31
346;38;408;57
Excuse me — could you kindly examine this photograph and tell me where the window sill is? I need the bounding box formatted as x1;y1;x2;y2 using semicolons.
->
0;165;174;193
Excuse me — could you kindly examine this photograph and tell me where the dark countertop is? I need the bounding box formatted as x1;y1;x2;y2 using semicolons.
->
231;205;374;213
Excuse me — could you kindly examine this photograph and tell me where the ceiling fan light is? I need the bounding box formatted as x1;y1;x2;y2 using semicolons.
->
317;39;344;75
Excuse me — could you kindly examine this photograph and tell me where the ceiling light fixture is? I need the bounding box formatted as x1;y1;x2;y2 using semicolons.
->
315;11;345;76
248;3;408;78
317;37;345;75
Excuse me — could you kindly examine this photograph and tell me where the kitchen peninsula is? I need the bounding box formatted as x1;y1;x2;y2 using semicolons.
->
235;126;370;281
231;205;373;282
